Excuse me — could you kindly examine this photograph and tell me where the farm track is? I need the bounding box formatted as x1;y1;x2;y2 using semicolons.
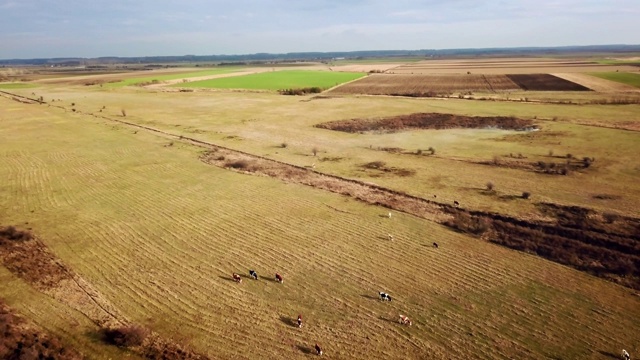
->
1;93;639;359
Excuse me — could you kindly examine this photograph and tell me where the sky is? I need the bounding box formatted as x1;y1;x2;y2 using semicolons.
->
1;0;639;59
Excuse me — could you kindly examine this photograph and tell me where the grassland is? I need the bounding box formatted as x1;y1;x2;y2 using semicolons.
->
1;56;639;359
589;72;640;88
0;82;38;89
175;70;365;90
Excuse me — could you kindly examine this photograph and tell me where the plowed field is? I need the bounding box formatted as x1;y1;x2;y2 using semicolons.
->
329;74;520;95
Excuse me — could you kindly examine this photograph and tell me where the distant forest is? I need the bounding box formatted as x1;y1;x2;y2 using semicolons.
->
2;44;640;66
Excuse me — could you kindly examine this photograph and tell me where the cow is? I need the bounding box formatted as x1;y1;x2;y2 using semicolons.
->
232;273;242;283
453;200;460;207
399;314;412;326
622;349;630;360
315;343;323;356
433;242;439;249
388;212;392;218
297;314;303;328
275;273;283;283
249;270;258;280
379;292;392;301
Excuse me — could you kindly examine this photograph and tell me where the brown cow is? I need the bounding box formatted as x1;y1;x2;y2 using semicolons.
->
232;273;242;283
275;273;283;283
399;314;412;326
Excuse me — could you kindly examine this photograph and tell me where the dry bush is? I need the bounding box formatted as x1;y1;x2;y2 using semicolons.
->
486;182;495;191
102;325;149;347
312;147;318;156
522;191;531;199
0;226;33;243
428;146;435;155
363;161;386;169
280;142;287;148
121;109;127;117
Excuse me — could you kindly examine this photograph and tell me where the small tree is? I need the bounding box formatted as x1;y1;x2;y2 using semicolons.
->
521;191;531;199
121;109;127;117
427;146;435;155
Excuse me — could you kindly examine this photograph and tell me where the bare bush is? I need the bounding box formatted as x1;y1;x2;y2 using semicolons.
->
522;191;531;199
121;109;127;117
312;147;318;156
486;182;495;191
280;142;287;148
102;325;149;347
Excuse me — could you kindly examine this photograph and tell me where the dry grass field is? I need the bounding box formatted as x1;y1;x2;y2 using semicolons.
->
1;57;639;359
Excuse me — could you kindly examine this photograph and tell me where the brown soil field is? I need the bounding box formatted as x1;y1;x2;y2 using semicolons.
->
389;58;640;74
506;74;591;91
329;74;521;95
315;113;537;133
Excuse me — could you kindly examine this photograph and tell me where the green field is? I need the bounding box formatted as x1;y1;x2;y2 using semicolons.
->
589;72;640;88
175;70;365;90
106;68;240;87
0;82;38;89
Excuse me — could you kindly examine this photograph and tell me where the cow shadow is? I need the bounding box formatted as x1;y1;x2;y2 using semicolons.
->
296;344;314;354
218;275;239;282
378;315;397;324
263;276;279;283
377;235;391;241
597;350;619;359
279;315;298;328
361;294;379;301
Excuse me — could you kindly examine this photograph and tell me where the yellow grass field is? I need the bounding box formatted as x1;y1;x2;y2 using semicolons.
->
1;58;639;359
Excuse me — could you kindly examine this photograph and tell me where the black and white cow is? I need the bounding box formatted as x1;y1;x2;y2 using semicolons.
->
315;343;323;356
249;270;258;280
622;349;630;360
379;292;392;301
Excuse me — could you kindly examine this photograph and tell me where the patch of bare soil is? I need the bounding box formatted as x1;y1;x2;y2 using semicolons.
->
316;113;538;133
506;74;591;91
0;226;210;360
201;148;640;290
359;161;415;177
0;298;83;359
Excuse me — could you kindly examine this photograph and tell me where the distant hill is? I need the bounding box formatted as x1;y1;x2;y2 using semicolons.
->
1;44;639;66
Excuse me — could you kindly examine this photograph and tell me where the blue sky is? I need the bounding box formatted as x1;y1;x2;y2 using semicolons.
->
1;0;638;59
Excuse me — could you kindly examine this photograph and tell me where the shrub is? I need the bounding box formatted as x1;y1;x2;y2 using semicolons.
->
312;147;318;156
522;191;531;199
416;149;422;155
121;109;127;117
548;150;554;157
363;161;386;169
428;147;435;155
225;159;251;169
0;226;33;243
102;325;149;347
566;153;573;159
280;142;287;148
486;182;495;191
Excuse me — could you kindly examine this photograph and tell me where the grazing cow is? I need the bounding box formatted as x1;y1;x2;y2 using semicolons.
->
297;314;303;328
399;314;412;326
433;242;439;249
232;273;242;283
315;343;323;356
249;270;258;280
275;273;283;283
388;234;394;241
622;349;630;360
379;292;392;301
453;200;459;207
